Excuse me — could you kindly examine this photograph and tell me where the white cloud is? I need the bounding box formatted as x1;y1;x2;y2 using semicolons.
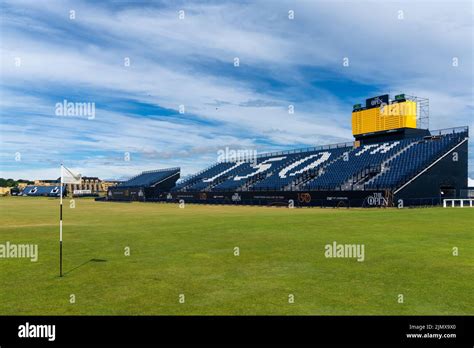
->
0;0;472;179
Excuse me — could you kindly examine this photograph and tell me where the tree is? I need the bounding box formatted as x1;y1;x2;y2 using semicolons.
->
0;178;18;187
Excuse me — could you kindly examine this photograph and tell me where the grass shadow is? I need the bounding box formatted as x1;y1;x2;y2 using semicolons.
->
63;258;107;276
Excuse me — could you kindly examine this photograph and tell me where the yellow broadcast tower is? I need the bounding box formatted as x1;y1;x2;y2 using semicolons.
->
351;94;419;136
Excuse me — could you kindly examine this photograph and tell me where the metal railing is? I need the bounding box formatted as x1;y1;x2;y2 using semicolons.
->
253;141;354;159
429;126;469;136
443;199;474;208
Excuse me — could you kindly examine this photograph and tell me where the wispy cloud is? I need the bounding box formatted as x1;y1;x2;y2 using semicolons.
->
0;0;472;180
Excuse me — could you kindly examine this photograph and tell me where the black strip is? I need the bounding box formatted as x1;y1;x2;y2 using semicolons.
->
0;316;472;346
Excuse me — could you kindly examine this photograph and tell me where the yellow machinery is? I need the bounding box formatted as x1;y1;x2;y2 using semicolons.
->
352;97;417;136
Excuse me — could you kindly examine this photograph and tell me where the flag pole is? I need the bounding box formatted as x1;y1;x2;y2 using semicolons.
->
60;164;63;277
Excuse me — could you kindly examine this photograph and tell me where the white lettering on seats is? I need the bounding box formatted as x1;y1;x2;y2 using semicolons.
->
355;144;379;156
279;152;331;178
369;141;400;154
234;157;287;181
203;162;244;182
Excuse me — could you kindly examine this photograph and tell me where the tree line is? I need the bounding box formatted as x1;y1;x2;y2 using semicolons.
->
0;178;33;187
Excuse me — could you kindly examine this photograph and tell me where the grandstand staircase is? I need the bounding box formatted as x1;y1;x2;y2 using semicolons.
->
291;151;349;190
361;141;419;188
174;162;225;191
240;173;266;191
245;154;305;191
205;175;233;191
385;189;394;207
206;161;258;191
340;165;382;190
177;181;199;192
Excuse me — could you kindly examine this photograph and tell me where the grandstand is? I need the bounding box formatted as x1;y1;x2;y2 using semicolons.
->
166;94;469;207
21;185;65;197
107;167;180;201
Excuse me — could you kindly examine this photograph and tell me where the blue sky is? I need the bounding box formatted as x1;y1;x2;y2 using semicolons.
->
0;0;472;183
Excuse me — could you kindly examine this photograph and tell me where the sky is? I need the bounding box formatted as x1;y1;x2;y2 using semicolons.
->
0;0;473;184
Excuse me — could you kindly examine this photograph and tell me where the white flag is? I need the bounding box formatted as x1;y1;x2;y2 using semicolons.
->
61;166;82;184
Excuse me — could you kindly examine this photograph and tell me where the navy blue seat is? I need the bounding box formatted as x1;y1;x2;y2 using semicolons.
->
173;130;467;193
22;185;64;197
120;168;179;188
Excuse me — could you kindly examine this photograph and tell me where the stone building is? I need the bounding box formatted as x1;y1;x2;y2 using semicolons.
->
33;177;120;195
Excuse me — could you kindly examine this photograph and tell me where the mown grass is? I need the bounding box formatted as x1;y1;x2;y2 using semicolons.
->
0;197;472;315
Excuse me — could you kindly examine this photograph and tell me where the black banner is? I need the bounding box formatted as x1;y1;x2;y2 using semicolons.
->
164;190;396;207
0;316;472;346
366;94;389;109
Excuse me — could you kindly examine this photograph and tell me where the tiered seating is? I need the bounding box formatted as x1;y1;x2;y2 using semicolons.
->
366;132;466;189
173;162;239;191
211;155;286;190
22;185;64;196
174;129;467;193
174;146;352;192
120;168;179;188
251;147;350;190
305;140;410;190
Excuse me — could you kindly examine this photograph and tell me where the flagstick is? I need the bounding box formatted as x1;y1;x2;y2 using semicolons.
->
58;165;81;278
60;164;63;277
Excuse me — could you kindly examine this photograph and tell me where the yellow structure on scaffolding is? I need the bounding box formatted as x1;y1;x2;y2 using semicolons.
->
352;100;417;136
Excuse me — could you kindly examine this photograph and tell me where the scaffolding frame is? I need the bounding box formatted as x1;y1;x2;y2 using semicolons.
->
405;94;430;130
